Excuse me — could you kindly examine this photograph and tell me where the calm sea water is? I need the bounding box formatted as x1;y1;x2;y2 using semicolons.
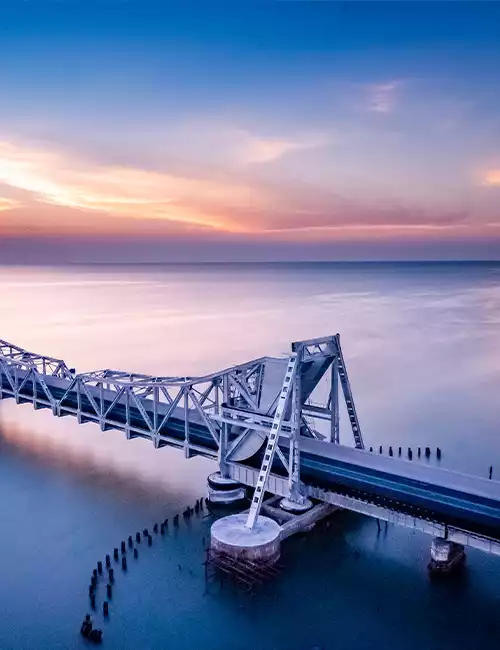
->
0;262;500;649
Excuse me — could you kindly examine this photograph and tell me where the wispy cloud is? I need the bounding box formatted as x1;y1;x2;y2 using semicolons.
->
0;136;493;242
366;81;399;114
240;137;303;164
237;132;326;164
0;197;18;211
254;200;470;236
150;121;327;167
0;133;328;236
0;140;271;233
482;169;500;186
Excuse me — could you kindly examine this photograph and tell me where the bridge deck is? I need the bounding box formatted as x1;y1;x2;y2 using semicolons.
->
298;439;500;539
2;351;500;547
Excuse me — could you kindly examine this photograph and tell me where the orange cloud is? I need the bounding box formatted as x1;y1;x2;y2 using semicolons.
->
0;197;18;211
0;137;492;242
482;169;500;186
0;140;271;233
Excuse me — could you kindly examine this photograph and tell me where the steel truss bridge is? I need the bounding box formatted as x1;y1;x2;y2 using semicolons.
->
1;335;500;556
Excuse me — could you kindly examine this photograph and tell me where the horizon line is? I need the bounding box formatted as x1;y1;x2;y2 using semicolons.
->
1;259;500;267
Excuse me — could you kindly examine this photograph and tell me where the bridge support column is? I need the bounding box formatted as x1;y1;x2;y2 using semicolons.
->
428;537;465;576
210;513;281;566
279;495;313;514
207;472;246;506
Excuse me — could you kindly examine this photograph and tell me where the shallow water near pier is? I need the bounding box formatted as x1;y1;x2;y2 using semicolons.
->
1;261;500;649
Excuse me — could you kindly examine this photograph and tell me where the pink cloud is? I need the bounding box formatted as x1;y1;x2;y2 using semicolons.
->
0;137;496;243
0;197;18;211
482;169;500;186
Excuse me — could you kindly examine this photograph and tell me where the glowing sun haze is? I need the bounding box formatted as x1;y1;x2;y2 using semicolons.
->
1;1;500;261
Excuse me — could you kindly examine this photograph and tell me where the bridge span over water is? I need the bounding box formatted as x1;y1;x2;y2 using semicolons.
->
1;334;500;561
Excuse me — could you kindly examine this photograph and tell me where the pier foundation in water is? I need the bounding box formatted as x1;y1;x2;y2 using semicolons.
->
207;472;246;506
428;537;465;575
210;513;282;564
209;497;337;570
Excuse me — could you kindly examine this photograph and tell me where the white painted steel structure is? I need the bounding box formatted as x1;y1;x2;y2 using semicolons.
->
0;335;362;510
229;463;500;558
3;334;500;559
246;353;298;529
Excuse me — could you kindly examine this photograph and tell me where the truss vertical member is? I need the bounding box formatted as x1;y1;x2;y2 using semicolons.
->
288;345;302;503
333;334;364;450
219;374;230;478
294;334;363;450
329;351;340;444
245;353;298;530
184;387;190;458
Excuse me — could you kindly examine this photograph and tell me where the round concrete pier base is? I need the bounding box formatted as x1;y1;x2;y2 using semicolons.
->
207;472;246;505
279;497;313;514
210;514;281;564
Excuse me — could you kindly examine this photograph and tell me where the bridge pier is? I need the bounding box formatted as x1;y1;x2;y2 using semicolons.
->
428;537;465;576
207;472;246;506
210;513;282;565
209;497;336;571
279;496;313;514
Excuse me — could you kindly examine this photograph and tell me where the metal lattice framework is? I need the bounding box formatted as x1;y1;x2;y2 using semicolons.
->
246;352;298;528
0;334;363;506
6;335;500;560
0;339;73;379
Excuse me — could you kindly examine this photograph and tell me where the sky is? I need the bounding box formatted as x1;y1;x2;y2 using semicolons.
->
1;0;500;262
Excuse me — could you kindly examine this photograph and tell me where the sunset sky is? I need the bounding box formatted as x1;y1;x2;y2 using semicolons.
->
1;1;500;261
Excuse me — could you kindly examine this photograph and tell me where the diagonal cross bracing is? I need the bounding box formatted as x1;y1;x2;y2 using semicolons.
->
245;353;298;530
0;334;364;480
6;335;500;561
333;334;364;449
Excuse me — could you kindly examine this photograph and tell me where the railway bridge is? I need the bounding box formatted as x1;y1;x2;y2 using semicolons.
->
1;334;500;569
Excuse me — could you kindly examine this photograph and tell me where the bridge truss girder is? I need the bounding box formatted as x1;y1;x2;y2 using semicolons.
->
0;339;73;379
0;334;364;504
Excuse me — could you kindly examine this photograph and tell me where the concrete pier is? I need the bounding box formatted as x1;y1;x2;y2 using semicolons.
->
279;496;313;514
210;513;281;564
209;496;337;570
263;497;337;540
207;472;246;505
